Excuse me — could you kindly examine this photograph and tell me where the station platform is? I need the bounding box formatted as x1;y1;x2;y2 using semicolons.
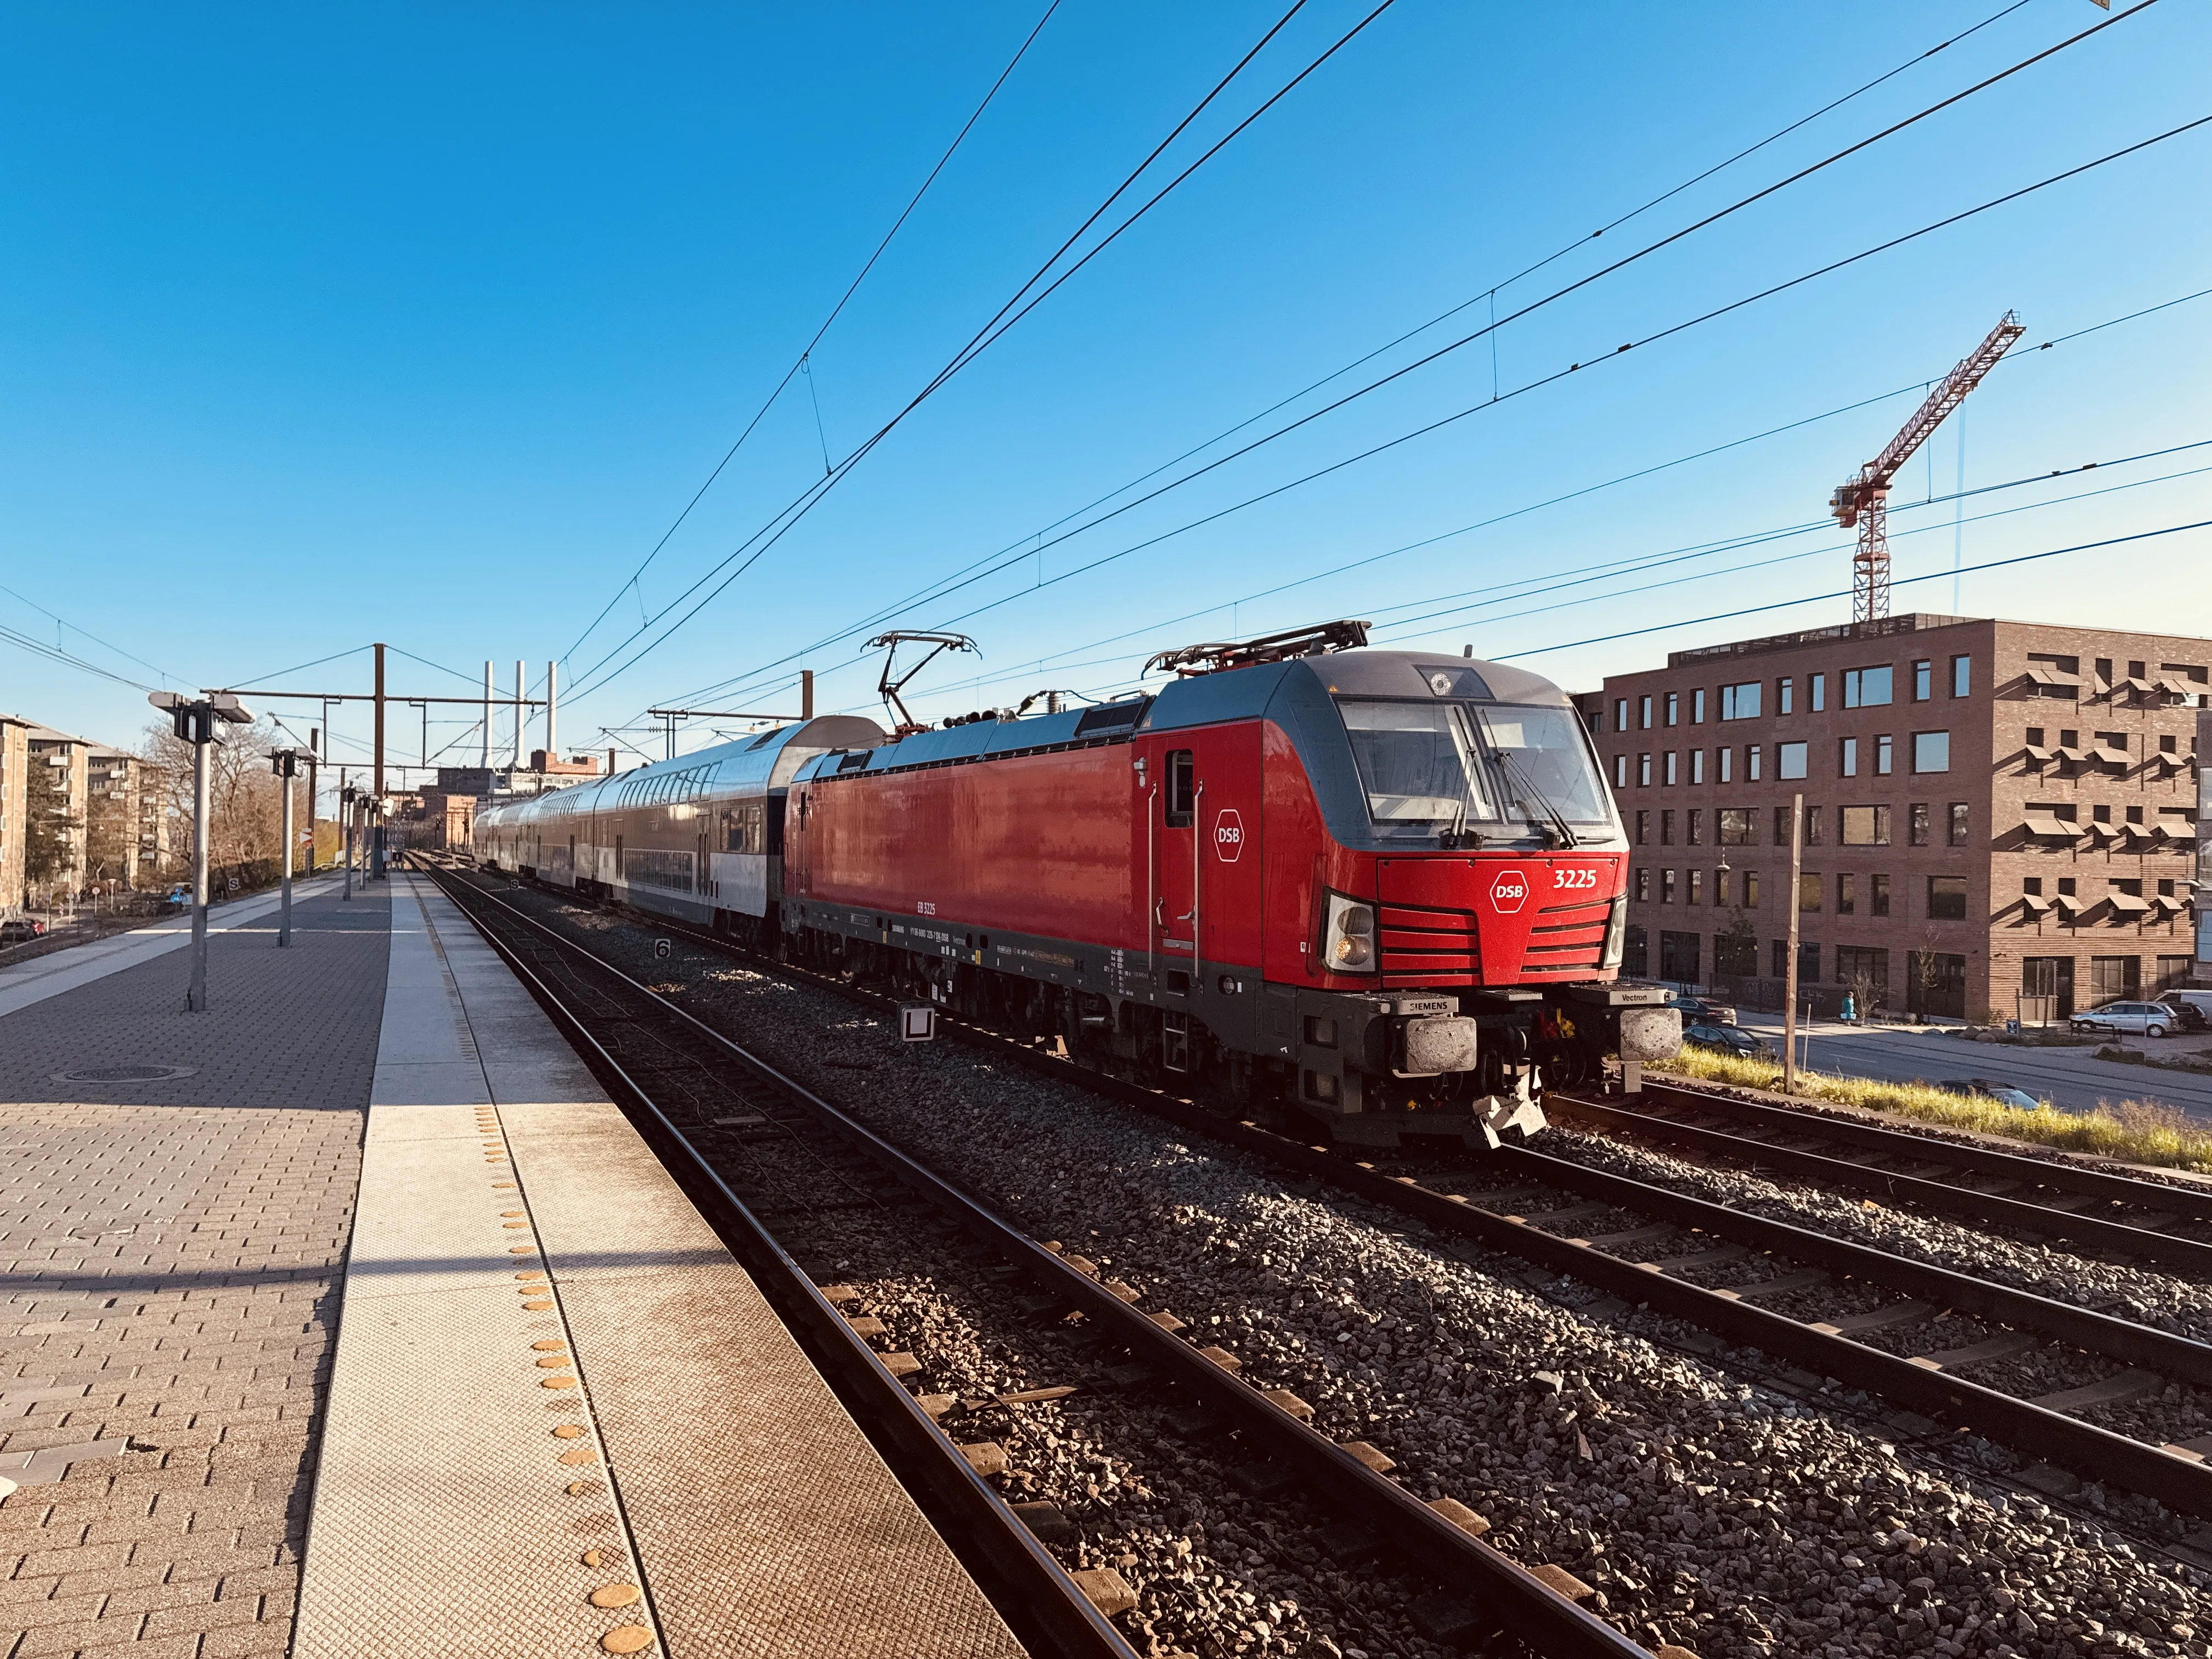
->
1;872;1024;1659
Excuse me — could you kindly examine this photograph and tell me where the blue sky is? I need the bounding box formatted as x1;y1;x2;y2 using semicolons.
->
2;1;2206;783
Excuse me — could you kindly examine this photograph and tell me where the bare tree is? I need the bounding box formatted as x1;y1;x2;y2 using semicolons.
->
138;718;285;872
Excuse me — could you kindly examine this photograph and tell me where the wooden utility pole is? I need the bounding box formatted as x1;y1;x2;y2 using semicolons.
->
1784;791;1804;1092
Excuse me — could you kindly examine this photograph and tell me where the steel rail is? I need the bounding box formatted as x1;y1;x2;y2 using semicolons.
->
1600;1079;2212;1227
486;882;2212;1519
1550;1090;2212;1274
427;863;1655;1659
420;867;1138;1659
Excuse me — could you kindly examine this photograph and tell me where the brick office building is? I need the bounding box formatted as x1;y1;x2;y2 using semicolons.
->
1578;613;2206;1022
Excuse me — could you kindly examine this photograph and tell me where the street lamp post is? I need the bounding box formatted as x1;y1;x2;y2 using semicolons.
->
148;691;254;1011
342;783;358;901
272;749;300;946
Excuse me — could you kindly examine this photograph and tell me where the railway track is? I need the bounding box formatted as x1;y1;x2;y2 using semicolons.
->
420;860;1656;1659
1549;1081;2212;1274
437;861;2212;1531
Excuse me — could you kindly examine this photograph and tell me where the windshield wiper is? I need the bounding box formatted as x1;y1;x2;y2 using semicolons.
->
1493;748;1578;849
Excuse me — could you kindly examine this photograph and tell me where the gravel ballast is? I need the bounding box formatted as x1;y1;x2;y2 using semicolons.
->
516;888;2212;1659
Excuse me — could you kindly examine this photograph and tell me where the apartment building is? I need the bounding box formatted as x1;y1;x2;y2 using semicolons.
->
0;715;28;912
1580;613;2205;1022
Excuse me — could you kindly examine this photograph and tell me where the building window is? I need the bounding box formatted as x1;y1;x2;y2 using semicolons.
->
1640;695;1653;729
1714;923;1754;976
1948;802;1970;847
2090;955;2140;1002
1690;748;1705;785
1634;810;1650;845
1718;807;1755;844
1715;868;1733;907
1688;808;1704;845
1665;692;1679;727
1773;804;1791;847
1689;868;1705;905
1909;803;1930;845
2162;734;2179;754
1951;655;1971;697
1841;805;1891;846
1615;698;1630;732
1843;665;1893;708
1802;801;1822;845
2159;879;2175;897
1779;677;1794;716
1912;731;1950;773
2094;657;2114;686
1810;672;1827;712
2023;876;2043;896
1661;810;1675;845
1875;733;1893;776
2112;877;2142;898
1771;938;1788;978
2057;877;2076;897
1635;867;1650;901
1664;751;1678;786
2157;954;2192;992
1622;924;1649;975
1718;746;1734;783
2027;726;2046;749
1692;688;1706;724
1658;930;1700;982
2092;804;2112;824
1799;873;1822;912
1837;873;1857;915
1748;744;1763;781
1720;681;1761;720
1639;754;1652;787
1615;754;1628;787
1913;659;1932;701
1869;873;1891;917
1927;876;1968;921
1661;868;1677;904
1839;736;1858;777
1745;871;1760;907
1835;945;1891;1002
1777;741;1808;779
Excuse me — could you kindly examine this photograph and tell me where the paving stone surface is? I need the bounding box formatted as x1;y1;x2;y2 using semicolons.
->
0;887;387;1659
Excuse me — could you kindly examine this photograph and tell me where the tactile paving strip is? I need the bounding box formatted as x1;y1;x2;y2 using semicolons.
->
293;886;661;1657
425;878;1027;1659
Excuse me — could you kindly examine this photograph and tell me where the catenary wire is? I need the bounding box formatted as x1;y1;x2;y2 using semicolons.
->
558;0;1066;667
749;0;2049;653
678;0;2167;692
665;278;2212;722
559;0;1401;704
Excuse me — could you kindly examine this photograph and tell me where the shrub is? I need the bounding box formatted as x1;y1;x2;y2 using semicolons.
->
1654;1047;2212;1172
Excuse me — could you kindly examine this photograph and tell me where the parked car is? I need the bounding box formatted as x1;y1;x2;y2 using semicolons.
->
2155;990;2212;1031
1685;1022;1768;1059
0;917;48;945
2070;1000;2179;1039
1937;1078;2047;1111
1668;994;1739;1027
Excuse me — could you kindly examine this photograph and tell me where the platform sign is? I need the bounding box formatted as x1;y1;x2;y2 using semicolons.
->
900;1002;937;1042
653;938;672;960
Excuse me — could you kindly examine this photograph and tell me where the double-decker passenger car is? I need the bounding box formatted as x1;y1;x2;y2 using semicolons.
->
476;625;1677;1146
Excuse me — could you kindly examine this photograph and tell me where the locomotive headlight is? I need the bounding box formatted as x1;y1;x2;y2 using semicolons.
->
1323;892;1378;973
1601;894;1627;970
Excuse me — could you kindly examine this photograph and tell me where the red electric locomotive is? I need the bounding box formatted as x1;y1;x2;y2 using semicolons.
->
780;622;1678;1146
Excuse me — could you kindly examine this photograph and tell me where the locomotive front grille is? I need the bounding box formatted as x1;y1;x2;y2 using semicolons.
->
1517;895;1611;975
1378;901;1480;987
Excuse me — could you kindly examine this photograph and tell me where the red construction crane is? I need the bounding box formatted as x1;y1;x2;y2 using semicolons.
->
1831;309;2025;622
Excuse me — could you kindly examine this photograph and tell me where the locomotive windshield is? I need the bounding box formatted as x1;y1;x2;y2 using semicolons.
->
1338;700;1614;837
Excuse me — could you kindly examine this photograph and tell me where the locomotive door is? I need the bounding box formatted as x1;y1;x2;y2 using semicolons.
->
1142;738;1200;978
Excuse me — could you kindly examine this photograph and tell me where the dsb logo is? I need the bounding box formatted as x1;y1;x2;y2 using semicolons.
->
1214;808;1245;864
1490;868;1531;914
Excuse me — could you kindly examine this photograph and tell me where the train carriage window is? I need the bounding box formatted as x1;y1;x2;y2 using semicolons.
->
1165;751;1196;827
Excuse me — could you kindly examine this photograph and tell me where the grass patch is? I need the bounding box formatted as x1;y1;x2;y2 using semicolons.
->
1654;1046;2212;1173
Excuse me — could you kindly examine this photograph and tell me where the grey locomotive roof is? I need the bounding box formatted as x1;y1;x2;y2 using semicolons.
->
791;648;1571;786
